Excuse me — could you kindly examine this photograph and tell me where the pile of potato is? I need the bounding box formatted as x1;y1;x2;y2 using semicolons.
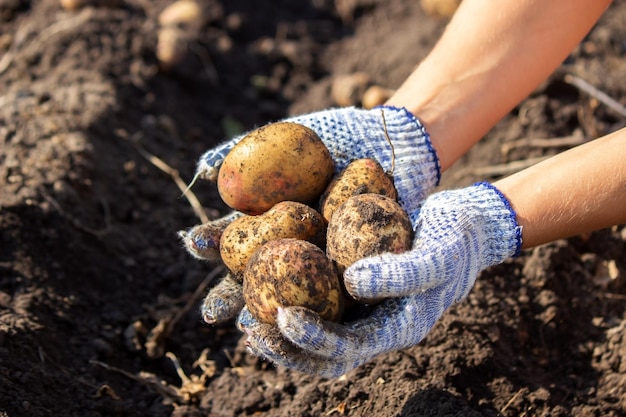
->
211;121;413;324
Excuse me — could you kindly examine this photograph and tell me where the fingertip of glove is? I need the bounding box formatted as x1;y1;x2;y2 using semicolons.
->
196;158;220;182
343;258;379;298
237;306;258;331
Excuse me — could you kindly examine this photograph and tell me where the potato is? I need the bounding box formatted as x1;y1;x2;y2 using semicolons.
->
331;72;371;107
420;0;461;18
319;158;397;222
361;85;395;109
244;238;344;325
326;193;413;275
217;122;335;215
156;26;189;72
219;201;326;281
158;0;204;29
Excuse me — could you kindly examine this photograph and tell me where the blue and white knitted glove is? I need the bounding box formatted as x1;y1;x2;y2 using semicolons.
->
197;106;440;214
239;182;522;377
183;106;441;324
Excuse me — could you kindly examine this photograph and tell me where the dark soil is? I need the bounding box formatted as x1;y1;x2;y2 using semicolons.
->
1;0;625;416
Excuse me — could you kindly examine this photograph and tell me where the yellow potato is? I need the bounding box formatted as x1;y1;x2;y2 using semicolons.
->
158;0;204;29
420;0;461;18
361;85;395;109
331;72;371;107
217;122;335;215
326;193;413;275
319;158;397;222
243;238;344;325
219;201;326;281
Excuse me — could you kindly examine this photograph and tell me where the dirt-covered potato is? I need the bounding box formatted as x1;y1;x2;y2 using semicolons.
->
243;238;344;325
326;193;413;275
319;158;397;222
217;122;335;215
219;201;326;281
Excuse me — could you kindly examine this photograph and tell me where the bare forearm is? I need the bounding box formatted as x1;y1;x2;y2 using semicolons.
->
386;0;612;171
494;128;626;249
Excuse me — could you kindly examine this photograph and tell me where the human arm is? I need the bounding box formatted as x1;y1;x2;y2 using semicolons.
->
495;127;626;249
387;0;613;170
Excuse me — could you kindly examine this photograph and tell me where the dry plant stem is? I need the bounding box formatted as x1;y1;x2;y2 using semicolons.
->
501;389;524;413
170;266;225;330
564;73;626;118
144;266;224;358
165;352;194;385
451;155;550;182
380;108;396;176
501;135;588;155
133;141;210;223
90;359;184;403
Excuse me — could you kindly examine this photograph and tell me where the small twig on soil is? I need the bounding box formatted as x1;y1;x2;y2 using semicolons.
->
169;266;225;331
92;351;216;404
380;108;396;176
450;155;550;182
130;136;210;224
90;359;184;403
326;401;347;415
594;291;626;301
222;348;237;368
501;389;524;413
501;135;588;156
563;73;626;118
144;266;224;358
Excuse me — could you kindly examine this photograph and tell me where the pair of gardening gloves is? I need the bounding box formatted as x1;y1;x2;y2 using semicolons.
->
180;107;522;378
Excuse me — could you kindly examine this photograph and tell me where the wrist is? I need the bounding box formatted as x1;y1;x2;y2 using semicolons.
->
470;182;523;262
385;66;497;172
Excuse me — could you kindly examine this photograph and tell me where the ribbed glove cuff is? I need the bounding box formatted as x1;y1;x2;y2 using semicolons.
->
290;106;441;211
450;181;523;266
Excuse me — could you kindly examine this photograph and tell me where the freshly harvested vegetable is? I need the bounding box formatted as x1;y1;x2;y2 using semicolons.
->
219;201;326;281
361;85;395;109
331;72;371;107
319;158;397;222
243;239;344;325
326;193;413;275
156;26;189;71
158;0;204;29
217;122;334;215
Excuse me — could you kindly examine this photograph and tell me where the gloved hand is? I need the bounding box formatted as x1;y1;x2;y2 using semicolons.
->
180;106;441;323
198;106;440;212
239;182;522;378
